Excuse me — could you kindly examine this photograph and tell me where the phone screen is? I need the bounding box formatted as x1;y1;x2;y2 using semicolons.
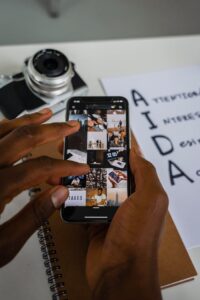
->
63;97;130;208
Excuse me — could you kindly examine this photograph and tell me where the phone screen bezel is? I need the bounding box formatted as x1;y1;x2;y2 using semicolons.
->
61;96;132;223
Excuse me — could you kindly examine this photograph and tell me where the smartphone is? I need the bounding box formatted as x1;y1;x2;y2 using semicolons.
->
61;96;132;222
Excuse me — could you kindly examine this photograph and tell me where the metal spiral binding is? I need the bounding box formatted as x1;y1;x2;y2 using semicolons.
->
29;186;68;300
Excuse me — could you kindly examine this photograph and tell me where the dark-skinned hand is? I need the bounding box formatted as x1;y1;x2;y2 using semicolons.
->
0;108;168;300
85;146;168;300
0;108;89;267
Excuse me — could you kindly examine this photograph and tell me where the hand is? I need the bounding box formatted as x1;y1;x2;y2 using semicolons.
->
0;109;89;267
120;170;127;178
86;149;168;300
115;170;127;180
96;118;103;125
108;176;117;188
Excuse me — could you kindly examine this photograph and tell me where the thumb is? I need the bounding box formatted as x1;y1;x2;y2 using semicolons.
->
0;186;68;267
129;148;157;191
31;185;69;225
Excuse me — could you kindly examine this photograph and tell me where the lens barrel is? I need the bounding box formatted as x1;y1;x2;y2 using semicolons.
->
23;49;74;100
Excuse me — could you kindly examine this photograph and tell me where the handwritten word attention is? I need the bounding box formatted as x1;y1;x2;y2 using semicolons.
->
152;89;200;104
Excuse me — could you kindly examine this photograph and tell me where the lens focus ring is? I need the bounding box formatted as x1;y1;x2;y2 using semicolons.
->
24;49;74;100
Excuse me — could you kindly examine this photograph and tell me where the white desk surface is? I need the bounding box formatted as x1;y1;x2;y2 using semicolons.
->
0;35;200;299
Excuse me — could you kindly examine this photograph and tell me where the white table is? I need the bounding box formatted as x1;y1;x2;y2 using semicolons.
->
0;36;200;299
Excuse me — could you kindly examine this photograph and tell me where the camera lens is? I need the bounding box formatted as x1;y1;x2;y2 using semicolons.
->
33;49;69;77
44;58;58;71
24;48;74;101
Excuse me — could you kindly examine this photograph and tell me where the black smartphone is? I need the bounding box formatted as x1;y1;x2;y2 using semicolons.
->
61;96;132;222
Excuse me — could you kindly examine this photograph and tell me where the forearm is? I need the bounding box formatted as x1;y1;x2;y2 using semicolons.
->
93;255;162;300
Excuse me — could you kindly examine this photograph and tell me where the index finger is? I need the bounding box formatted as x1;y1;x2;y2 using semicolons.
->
0;157;90;200
0;108;52;138
0;121;80;167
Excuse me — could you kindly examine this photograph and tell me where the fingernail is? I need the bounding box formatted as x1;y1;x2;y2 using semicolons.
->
51;186;68;208
39;108;52;115
66;120;80;127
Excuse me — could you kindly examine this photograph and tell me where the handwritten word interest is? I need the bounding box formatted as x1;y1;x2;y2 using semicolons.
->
163;111;200;125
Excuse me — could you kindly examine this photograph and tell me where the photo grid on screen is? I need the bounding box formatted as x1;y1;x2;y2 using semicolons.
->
64;109;128;207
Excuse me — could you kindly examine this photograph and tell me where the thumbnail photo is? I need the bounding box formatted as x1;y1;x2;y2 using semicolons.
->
69;109;87;115
107;188;127;206
66;149;87;164
107;109;125;115
87;150;107;168
64;188;86;207
63;175;86;188
86;168;107;188
88;110;107;132
106;149;127;170
68;112;88;149
107;169;128;188
87;131;107;150
86;188;107;206
107;112;127;149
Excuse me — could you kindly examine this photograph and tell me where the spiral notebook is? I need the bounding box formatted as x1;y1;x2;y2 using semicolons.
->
29;140;197;300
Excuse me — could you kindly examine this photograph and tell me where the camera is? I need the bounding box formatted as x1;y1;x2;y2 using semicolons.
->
0;49;88;119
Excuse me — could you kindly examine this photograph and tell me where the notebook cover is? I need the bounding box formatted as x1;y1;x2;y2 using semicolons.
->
30;140;197;299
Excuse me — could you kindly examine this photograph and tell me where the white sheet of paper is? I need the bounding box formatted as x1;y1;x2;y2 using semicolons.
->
101;65;200;249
